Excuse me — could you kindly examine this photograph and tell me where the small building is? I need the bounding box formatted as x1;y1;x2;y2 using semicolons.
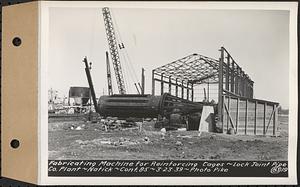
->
68;87;91;106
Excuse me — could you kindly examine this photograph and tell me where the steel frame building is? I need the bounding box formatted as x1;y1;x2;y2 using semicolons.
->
152;47;279;135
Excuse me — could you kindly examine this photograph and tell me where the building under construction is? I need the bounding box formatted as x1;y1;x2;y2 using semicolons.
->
152;47;279;136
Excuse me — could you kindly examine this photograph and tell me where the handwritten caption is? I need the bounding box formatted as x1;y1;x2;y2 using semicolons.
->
48;160;288;177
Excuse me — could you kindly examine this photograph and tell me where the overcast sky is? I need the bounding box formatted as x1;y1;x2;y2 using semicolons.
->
48;7;289;108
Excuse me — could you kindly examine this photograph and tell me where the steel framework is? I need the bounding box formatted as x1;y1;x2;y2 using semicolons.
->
152;48;254;101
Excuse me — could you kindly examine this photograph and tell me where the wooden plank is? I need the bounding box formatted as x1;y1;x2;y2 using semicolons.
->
266;106;275;133
223;101;236;133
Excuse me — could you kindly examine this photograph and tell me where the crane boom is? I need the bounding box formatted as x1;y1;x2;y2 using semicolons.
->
83;57;98;113
106;51;113;95
102;7;126;94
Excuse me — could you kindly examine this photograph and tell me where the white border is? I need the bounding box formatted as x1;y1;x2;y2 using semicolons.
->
39;1;298;185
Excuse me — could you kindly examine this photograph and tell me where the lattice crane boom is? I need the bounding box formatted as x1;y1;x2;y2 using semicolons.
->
105;51;113;95
102;7;126;94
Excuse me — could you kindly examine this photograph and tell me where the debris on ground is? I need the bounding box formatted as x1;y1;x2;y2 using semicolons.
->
160;128;167;133
175;141;183;146
49;116;288;160
177;135;193;139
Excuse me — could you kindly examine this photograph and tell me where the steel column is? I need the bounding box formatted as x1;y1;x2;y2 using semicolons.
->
186;82;189;100
152;70;155;95
207;82;210;101
168;76;172;94
181;80;184;99
191;83;194;101
226;54;230;91
231;61;235;92
160;73;164;95
218;47;224;131
175;78;178;97
141;68;145;95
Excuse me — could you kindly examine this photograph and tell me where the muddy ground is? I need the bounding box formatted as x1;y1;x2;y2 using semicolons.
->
49;115;288;160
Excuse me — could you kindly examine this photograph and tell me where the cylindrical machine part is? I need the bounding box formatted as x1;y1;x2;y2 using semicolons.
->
97;93;206;119
98;94;163;118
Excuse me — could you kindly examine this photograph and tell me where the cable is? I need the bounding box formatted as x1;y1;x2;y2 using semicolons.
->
110;9;140;86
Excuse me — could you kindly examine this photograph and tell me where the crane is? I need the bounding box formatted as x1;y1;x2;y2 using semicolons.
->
102;7;126;94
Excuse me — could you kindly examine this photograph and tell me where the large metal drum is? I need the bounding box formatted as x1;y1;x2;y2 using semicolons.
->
97;93;206;119
98;94;163;118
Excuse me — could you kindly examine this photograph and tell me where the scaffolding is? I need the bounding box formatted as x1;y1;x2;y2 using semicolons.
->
152;47;279;135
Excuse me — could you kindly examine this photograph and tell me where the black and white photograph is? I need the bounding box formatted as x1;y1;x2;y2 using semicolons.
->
41;1;297;185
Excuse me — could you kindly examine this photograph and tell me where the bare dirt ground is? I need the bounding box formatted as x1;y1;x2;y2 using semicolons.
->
48;115;288;160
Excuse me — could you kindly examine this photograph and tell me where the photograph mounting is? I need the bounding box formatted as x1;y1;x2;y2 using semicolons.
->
38;1;297;185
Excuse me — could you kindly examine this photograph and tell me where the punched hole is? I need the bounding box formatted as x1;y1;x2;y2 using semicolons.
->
12;37;22;47
10;139;20;149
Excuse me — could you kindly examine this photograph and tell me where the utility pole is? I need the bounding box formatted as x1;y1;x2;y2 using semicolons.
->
141;68;145;95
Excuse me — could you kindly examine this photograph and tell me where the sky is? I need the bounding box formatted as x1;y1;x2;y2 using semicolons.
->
48;7;290;108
